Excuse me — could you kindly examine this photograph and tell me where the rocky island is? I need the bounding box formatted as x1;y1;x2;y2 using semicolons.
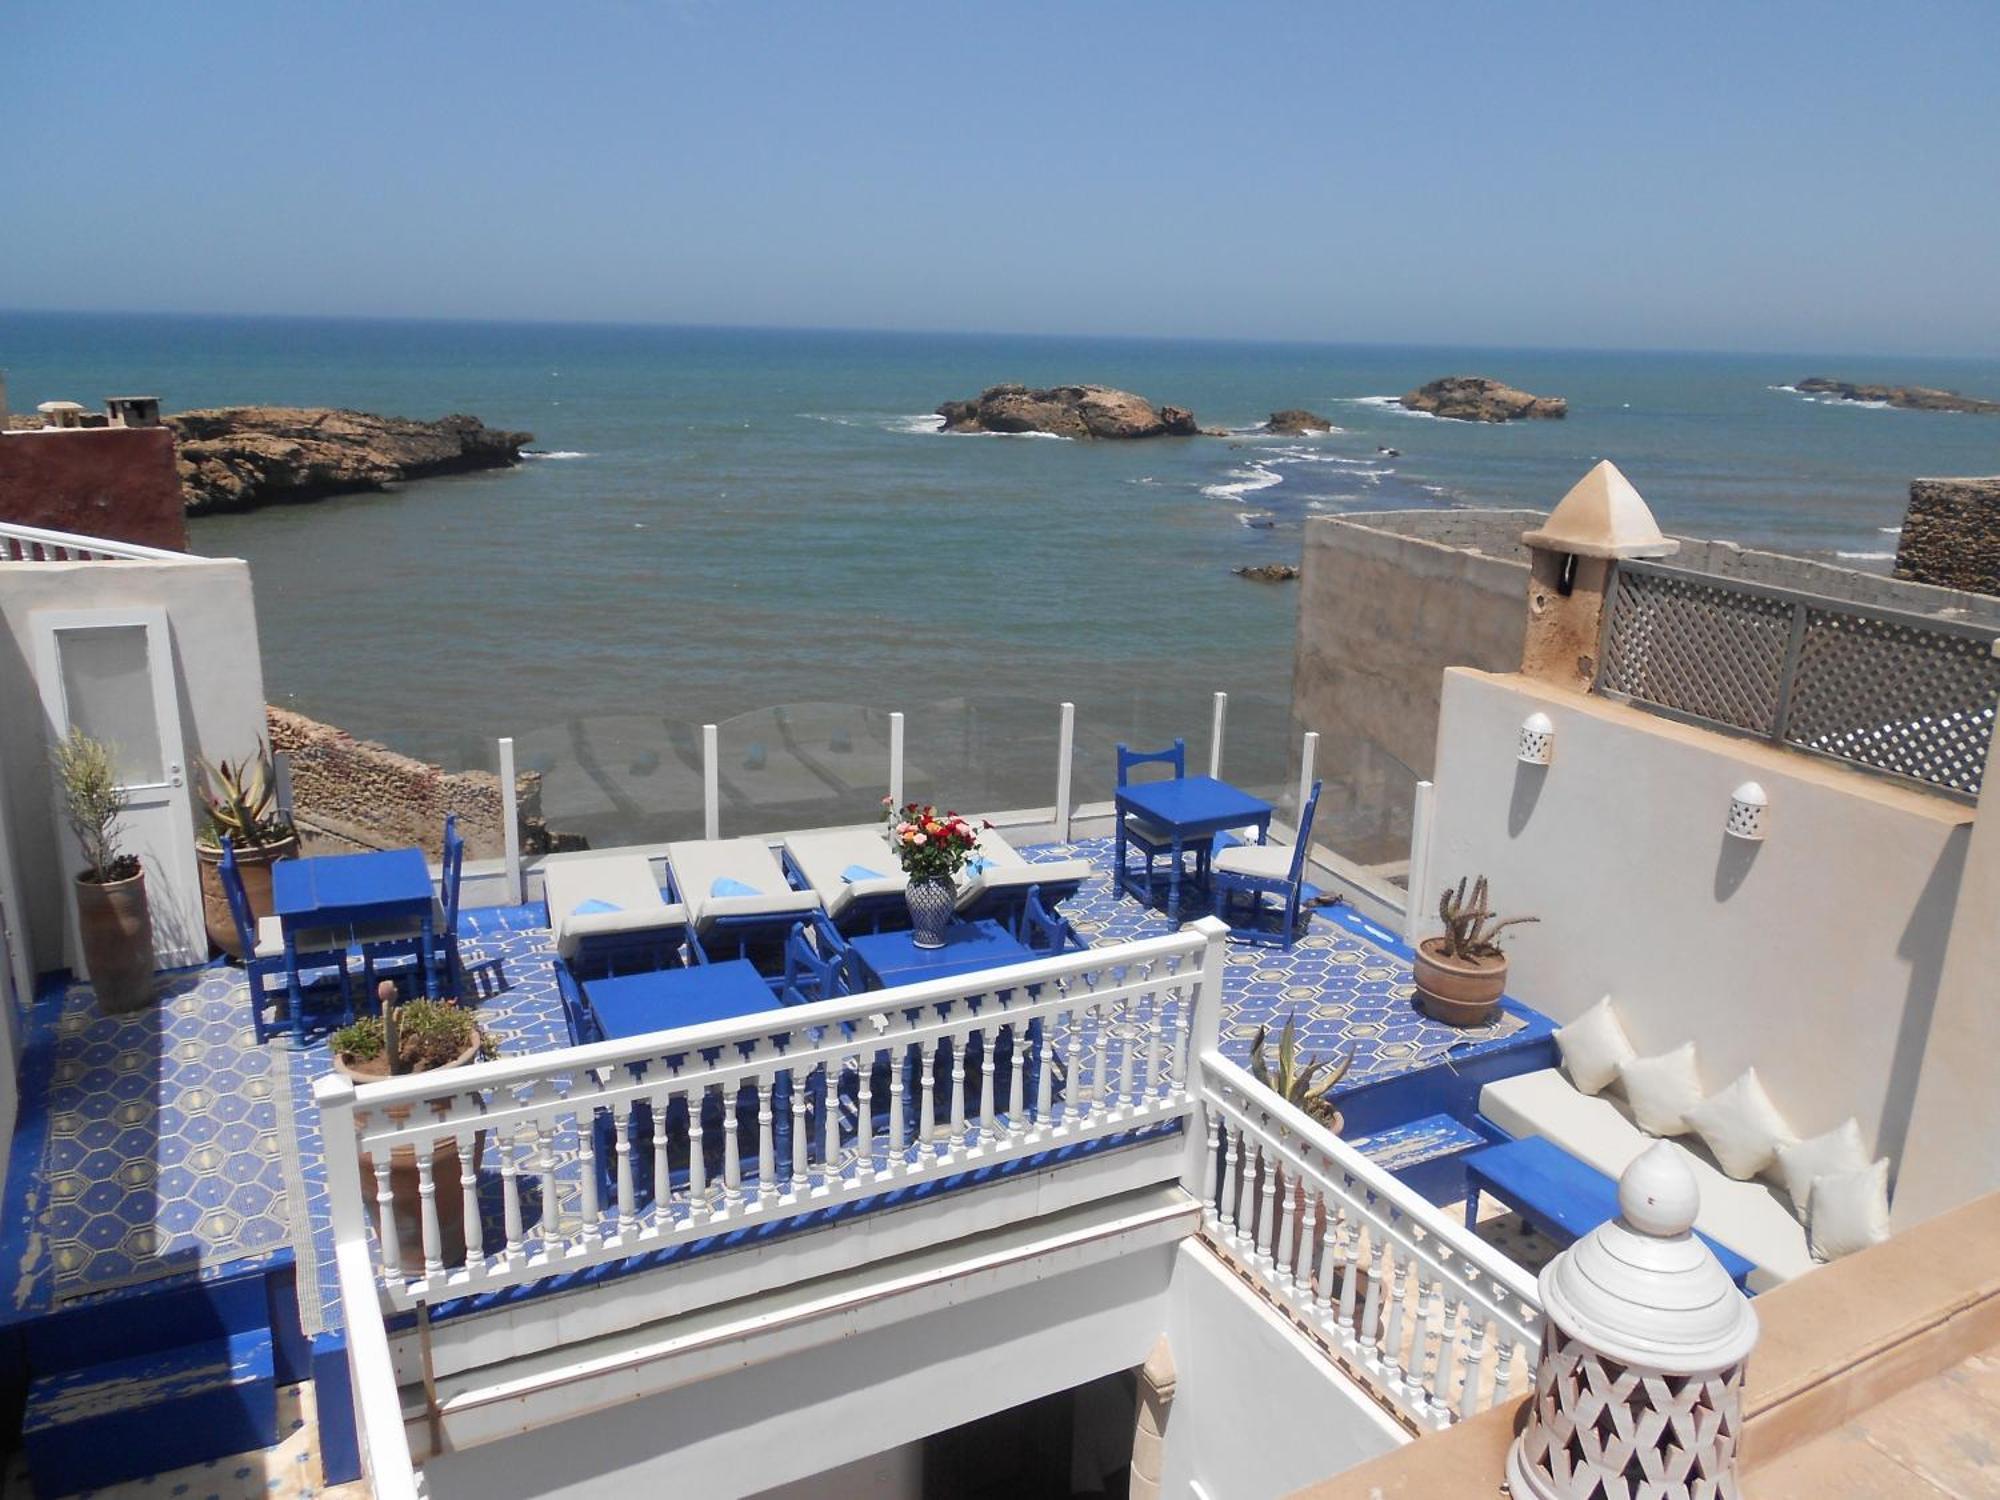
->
1794;379;2000;415
1264;409;1336;435
1400;376;1566;422
936;384;1211;439
167;406;534;514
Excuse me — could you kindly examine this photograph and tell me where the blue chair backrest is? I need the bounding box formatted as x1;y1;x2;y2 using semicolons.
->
1287;782;1324;884
440;814;465;933
1117;739;1186;786
216;836;257;957
782;915;855;1006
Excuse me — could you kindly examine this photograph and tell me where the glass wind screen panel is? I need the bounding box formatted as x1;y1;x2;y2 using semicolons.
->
59;625;164;784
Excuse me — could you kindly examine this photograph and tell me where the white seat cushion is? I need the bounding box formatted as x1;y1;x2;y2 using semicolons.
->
958;841;1093;910
782;829;906;921
1212;842;1294;881
1480;1068;1813;1290
253;914;353;961
1123;816;1183;847
542;855;687;961
666;838;821;930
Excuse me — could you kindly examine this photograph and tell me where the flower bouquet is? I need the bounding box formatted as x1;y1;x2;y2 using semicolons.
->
882;799;987;947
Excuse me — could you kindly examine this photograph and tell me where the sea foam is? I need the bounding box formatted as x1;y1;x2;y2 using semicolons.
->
523;450;591;460
1202;464;1284;500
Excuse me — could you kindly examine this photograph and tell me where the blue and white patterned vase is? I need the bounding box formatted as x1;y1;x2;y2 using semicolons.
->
906;876;956;949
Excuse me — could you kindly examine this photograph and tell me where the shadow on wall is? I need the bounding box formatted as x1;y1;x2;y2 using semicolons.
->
1713;835;1761;902
1508;761;1547;838
1877;828;1973;1178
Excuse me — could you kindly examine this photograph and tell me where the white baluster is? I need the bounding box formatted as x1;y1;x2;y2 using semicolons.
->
1458;1311;1490;1420
1257;1146;1280;1274
1006;1016;1026;1128
501;1127;524;1260
1221;1124;1243;1244
457;1127;482;1265
535;1122;558;1247
788;1066;807;1195
688;1089;710;1219
1358;1236;1385;1369
890;1040;909;1160
1143;982;1165;1103
855;1048;875;1179
823;1055;844;1189
1337;1219;1362;1348
1200;1112;1223;1226
1381;1254;1410;1400
977;1023;997;1149
916;1040;938;1161
722;1083;742;1204
1313;1201;1339;1321
947;1028;967;1152
579;1109;601;1236
613;1101;634;1235
651;1092;671;1220
416;1149;444;1280
756;1078;776;1205
373;1151;400;1276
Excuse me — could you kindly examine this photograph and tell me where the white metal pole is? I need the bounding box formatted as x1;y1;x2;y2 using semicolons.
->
702;723;720;841
1208;691;1227;779
1055;701;1076;842
271;749;297;825
889;711;905;811
497;736;522;906
1296;730;1318;837
1404;779;1437;944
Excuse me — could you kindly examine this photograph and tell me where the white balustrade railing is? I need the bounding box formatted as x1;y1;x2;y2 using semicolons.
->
0;520;190;562
316;922;1228;1312
1191;1054;1544;1430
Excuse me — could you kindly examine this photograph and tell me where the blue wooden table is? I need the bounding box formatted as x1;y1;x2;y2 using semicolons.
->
271;848;435;1049
1114;775;1273;925
582;959;776;1044
847;920;1036;990
1463;1136;1758;1292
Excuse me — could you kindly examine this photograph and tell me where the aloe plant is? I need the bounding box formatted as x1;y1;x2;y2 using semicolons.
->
1435;875;1537;962
1249;1010;1354;1132
199;742;293;850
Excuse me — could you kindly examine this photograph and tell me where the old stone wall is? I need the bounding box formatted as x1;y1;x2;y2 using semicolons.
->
267;707;575;858
1895;477;2000;597
0;427;189;551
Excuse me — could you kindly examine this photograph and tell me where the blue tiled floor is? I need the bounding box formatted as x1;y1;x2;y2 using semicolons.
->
4;838;1541;1340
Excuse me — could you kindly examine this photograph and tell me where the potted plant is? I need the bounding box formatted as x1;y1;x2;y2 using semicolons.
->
54;729;155;1014
195;742;299;959
1249;1010;1353;1134
882;799;985;949
333;981;495;1268
1413;875;1538;1027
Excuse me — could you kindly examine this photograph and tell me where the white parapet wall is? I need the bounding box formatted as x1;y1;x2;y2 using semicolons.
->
1427;667;1973;1212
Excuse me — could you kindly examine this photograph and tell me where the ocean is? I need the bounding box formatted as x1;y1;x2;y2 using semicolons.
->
4;311;1997;831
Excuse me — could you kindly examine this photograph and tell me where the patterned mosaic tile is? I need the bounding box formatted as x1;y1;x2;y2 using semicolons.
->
10;842;1542;1341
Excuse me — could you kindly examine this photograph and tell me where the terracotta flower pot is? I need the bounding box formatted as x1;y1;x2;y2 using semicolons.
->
334;1037;484;1268
75;867;154;1015
197;832;300;959
1412;937;1507;1027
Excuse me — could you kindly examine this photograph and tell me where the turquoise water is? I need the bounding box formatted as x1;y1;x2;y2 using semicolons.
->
4;311;1997;826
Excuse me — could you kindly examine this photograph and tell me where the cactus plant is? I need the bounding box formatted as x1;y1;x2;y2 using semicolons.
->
1249;1009;1354;1133
198;741;293;850
1434;875;1537;963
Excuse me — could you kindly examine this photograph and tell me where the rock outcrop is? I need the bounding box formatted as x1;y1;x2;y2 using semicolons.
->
1894;477;2000;594
1400;377;1566;422
1234;562;1300;582
167;407;533;514
936;385;1206;439
1795;379;2000;415
1265;409;1336;435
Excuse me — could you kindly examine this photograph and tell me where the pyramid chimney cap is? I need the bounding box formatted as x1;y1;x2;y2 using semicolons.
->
1522;460;1680;560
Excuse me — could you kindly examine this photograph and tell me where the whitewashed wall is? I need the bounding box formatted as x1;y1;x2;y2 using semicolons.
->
1427;668;1972;1185
0;557;268;973
1160;1243;1406;1500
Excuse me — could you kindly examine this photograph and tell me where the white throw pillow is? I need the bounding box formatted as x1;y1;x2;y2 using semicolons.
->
1555;997;1635;1096
1808;1159;1892;1261
1775;1119;1870;1215
1683;1068;1795;1179
1617;1044;1704;1137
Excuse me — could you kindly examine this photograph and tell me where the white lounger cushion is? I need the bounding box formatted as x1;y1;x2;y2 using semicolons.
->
1480;1067;1813;1291
542;855;686;961
1212;842;1295;881
956;829;1092;911
783;829;906;921
667;838;821;931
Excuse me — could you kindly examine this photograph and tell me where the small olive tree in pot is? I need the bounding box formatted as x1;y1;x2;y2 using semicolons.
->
54;729;154;1014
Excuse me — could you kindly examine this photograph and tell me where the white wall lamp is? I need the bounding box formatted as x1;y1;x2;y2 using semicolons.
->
1518;711;1555;766
1726;781;1768;841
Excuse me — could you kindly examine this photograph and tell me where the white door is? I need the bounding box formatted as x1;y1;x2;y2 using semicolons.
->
35;608;205;972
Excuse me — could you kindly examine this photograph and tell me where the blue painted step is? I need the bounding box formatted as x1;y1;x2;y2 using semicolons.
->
24;1327;277;1495
1350;1112;1494;1205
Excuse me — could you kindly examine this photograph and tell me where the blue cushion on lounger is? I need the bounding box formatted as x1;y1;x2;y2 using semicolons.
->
710;877;760;898
840;864;884;882
966;856;993;876
572;898;623;915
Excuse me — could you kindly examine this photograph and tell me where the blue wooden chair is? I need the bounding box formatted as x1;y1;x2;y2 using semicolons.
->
1016;884;1087;956
1117;739;1205;902
361;815;467;999
778;914;858;1009
219;837;354;1045
1209;781;1323;948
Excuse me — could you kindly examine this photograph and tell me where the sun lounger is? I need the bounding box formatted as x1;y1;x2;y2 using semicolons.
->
541;854;690;976
780;828;908;932
954;828;1092;924
665;837;822;959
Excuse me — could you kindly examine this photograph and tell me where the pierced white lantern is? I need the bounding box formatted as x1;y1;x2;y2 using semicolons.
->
1507;1144;1759;1500
1518;711;1556;766
1725;781;1768;841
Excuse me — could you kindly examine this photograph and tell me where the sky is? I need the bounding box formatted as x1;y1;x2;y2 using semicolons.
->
3;0;1998;356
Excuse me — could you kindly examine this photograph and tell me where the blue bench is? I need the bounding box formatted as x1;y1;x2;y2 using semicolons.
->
1463;1136;1758;1292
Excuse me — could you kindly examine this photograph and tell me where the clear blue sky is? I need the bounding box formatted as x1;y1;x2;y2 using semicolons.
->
4;0;1997;355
